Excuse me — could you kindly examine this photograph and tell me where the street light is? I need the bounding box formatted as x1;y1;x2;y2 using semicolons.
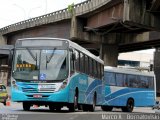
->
13;4;26;20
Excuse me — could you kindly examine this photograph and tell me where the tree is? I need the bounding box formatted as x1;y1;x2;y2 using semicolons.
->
68;2;74;14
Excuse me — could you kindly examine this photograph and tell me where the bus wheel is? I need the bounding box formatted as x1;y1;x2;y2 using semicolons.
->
78;104;83;110
89;94;96;112
122;99;134;112
82;105;89;111
69;94;78;112
55;107;61;111
101;106;113;111
49;105;55;111
23;102;30;111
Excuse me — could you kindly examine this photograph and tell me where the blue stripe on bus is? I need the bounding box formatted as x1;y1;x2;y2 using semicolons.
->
103;87;155;107
16;82;38;90
85;80;102;105
69;73;103;105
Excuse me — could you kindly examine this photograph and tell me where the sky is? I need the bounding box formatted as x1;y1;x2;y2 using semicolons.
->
0;0;155;54
0;0;85;28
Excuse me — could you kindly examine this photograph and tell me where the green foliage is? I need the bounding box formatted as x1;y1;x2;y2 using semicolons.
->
68;3;74;14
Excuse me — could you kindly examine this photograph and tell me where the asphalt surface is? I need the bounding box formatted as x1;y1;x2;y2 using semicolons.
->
0;102;159;120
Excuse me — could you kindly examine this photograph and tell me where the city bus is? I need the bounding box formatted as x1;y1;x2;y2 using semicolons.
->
101;66;156;112
11;37;104;112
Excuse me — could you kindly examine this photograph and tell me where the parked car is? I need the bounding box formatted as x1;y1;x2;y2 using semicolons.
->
0;84;8;106
152;101;160;110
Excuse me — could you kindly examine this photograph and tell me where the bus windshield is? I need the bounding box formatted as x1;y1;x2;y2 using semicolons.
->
13;48;68;81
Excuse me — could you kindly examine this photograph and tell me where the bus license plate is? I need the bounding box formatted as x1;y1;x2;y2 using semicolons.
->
33;94;42;98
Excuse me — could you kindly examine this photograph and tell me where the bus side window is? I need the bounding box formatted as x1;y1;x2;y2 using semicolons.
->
98;63;101;79
139;76;149;88
70;50;74;73
116;73;124;87
93;61;97;78
123;74;128;87
148;77;154;89
85;55;89;74
80;52;84;73
104;72;116;86
89;58;93;76
75;50;80;72
127;74;138;88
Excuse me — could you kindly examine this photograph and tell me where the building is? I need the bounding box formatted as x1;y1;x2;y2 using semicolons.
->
118;52;154;71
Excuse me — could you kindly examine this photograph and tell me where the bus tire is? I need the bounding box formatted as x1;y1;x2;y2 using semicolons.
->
55;107;61;111
89;94;96;112
122;99;134;112
101;106;113;111
49;105;55;111
23;102;30;111
82;105;89;111
69;93;78;112
78;104;83;110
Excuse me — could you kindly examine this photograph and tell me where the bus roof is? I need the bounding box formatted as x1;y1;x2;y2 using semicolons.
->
104;66;154;77
16;37;104;64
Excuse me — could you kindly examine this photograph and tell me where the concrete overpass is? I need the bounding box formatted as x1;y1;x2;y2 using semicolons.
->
1;0;160;94
0;0;160;66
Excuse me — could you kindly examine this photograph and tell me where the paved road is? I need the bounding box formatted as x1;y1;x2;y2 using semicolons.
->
0;102;159;120
0;102;156;114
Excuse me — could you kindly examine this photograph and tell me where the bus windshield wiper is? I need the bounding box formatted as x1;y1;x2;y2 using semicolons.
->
26;48;37;61
46;48;56;63
45;48;56;69
26;48;38;69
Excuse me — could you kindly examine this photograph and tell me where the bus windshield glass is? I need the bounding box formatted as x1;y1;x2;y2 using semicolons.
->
13;49;68;81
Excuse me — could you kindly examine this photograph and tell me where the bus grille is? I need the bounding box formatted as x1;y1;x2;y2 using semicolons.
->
22;88;37;93
39;88;56;92
22;87;56;93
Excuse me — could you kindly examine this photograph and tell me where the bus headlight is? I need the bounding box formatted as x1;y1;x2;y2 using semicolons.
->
59;79;68;91
12;80;18;90
12;80;16;85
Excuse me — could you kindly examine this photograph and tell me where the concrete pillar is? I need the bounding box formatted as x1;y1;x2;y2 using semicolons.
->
154;48;160;96
100;44;118;67
70;15;78;39
70;15;85;40
0;35;7;45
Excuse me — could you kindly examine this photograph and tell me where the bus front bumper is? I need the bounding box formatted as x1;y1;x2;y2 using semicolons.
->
11;89;69;103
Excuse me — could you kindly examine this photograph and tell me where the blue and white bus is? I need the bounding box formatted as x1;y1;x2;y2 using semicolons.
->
101;66;156;112
11;38;104;112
